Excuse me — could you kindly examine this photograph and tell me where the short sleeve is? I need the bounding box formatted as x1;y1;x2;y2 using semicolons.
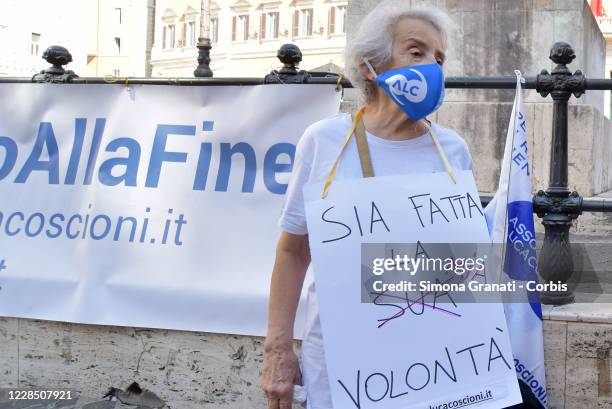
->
277;126;315;235
462;143;474;171
461;139;474;171
448;128;475;171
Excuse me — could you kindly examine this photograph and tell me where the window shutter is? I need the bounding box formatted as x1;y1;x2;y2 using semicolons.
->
306;9;313;36
260;13;266;40
274;12;279;38
162;26;167;48
293;10;299;37
245;15;250;40
181;23;186;46
232;16;236;41
328;7;335;34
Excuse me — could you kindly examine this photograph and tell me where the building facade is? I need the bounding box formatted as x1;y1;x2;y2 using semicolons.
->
0;0;154;78
0;0;88;77
86;0;154;77
150;0;348;77
0;0;346;79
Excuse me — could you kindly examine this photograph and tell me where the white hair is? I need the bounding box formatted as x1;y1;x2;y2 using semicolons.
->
345;1;454;102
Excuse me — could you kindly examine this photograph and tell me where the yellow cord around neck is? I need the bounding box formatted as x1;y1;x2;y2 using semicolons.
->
321;107;456;199
321;106;366;198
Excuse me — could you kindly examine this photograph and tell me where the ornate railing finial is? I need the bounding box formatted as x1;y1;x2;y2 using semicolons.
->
549;41;575;67
32;45;78;83
264;44;311;84
537;42;586;99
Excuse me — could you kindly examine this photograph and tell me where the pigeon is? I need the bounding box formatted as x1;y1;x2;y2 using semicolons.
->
102;382;167;408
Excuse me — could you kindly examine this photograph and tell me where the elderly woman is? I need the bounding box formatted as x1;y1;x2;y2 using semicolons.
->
261;2;473;409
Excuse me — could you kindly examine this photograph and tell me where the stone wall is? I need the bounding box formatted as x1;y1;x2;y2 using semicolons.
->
543;305;612;409
0;316;302;408
435;101;612;196
2;314;611;409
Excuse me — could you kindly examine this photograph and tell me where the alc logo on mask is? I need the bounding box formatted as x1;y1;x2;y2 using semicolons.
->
384;70;428;105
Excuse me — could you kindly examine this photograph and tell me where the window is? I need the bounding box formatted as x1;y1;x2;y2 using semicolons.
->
232;14;249;41
113;69;120;77
260;12;279;40
113;37;121;54
114;8;122;24
163;24;175;48
30;32;40;56
293;8;313;37
300;8;313;36
328;5;346;35
187;21;196;46
211;17;219;43
168;25;175;47
337;5;346;34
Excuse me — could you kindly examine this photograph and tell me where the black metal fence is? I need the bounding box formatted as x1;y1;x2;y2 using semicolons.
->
2;42;612;306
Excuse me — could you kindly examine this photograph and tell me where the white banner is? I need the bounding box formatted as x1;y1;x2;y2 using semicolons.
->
303;171;522;409
0;83;341;337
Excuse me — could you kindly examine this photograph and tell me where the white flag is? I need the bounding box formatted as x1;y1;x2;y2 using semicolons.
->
484;71;548;408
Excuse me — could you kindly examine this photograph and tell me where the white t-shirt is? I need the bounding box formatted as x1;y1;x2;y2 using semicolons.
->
277;112;474;409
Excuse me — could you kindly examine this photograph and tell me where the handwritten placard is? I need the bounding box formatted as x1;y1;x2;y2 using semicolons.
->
303;170;522;409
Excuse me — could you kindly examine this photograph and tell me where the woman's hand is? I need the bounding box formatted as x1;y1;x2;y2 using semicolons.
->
261;231;310;409
261;342;303;409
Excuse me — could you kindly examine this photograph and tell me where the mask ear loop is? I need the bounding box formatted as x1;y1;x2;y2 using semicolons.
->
362;57;378;79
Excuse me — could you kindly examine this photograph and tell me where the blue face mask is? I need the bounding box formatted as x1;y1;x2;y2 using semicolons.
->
364;58;445;121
